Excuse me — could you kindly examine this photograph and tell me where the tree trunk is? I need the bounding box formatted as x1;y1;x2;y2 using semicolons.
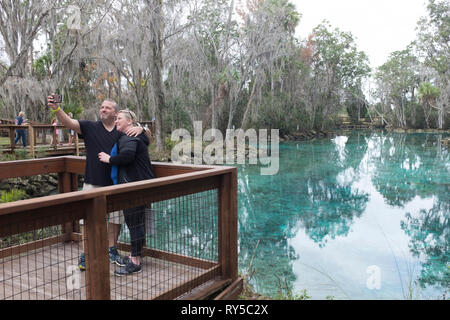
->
151;42;165;151
147;0;165;151
211;84;216;130
226;87;236;130
241;75;258;129
410;86;416;128
117;67;122;107
423;103;430;129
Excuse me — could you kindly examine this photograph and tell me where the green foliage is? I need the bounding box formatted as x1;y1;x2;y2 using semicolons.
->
273;277;311;300
345;85;368;123
416;0;450;75
60;101;84;120
311;22;371;89
264;0;300;33
1;189;28;203
418;82;441;101
3;0;445;136
32;51;51;80
164;136;175;150
0;153;17;161
0;150;32;161
164;99;192;133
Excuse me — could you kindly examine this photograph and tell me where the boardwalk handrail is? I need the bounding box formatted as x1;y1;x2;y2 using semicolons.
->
0;123;82;156
0;157;238;300
0;120;155;157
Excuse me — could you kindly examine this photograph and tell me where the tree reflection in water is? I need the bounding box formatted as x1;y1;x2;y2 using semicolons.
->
237;131;449;298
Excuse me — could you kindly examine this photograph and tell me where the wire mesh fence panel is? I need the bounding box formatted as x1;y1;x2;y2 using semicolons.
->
0;224;86;300
110;189;219;300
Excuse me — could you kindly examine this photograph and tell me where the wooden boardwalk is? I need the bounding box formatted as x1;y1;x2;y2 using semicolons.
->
1;123;84;157
1;119;155;158
0;157;241;300
1;143;85;157
0;241;209;300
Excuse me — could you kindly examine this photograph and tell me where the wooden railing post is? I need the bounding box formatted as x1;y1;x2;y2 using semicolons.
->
59;171;79;241
9;127;15;152
75;134;80;156
85;195;110;300
52;126;57;149
218;168;238;280
28;125;35;157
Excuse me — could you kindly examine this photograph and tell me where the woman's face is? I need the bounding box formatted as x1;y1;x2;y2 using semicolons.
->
115;113;133;132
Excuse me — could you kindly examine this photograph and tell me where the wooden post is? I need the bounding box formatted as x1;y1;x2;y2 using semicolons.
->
59;172;74;241
85;195;110;300
43;127;47;145
9;127;15;152
29;125;35;158
218;169;238;280
52;126;57;149
71;172;80;233
75;133;79;156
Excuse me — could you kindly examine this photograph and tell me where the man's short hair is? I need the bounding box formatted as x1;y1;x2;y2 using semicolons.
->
103;98;119;112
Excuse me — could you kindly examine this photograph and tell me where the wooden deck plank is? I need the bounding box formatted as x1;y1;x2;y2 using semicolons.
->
0;241;215;300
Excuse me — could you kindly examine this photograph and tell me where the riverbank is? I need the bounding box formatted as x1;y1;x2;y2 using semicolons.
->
148;129;337;163
0;173;85;200
386;128;450;134
279;129;336;142
0;174;59;199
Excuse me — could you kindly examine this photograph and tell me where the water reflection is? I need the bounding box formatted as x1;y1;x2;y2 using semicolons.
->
237;131;449;299
401;191;449;289
370;133;448;207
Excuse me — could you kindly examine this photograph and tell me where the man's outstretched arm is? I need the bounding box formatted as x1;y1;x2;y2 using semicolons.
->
47;94;81;134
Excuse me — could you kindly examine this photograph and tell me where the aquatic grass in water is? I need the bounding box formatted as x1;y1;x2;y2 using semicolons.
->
237;131;449;299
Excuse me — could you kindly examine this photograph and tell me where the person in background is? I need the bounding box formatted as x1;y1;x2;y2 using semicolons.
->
47;94;151;271
14;111;27;147
98;109;155;276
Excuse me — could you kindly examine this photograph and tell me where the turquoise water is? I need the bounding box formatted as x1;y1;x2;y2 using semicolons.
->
237;131;449;299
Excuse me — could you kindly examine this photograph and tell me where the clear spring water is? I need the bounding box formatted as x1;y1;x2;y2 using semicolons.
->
237;130;449;299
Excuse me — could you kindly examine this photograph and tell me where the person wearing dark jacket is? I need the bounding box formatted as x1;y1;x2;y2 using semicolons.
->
98;109;155;276
14;111;27;147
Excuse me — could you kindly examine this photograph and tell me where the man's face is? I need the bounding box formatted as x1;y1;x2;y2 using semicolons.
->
99;101;117;122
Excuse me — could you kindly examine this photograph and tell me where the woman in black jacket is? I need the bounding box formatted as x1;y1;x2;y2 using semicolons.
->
98;109;155;276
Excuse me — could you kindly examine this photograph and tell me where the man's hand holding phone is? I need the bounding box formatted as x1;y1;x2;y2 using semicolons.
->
48;93;62;111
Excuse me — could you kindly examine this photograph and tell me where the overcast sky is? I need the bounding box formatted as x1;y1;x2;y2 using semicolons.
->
292;0;428;71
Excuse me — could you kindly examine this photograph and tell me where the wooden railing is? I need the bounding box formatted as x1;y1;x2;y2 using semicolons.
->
0;157;238;300
0;123;82;157
0;120;156;158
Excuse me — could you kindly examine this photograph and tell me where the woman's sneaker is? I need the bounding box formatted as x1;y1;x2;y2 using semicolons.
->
114;260;142;276
108;246;121;265
115;255;130;267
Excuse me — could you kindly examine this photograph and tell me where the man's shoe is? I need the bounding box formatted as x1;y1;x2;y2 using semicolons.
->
109;246;121;265
78;252;86;271
114;261;142;277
